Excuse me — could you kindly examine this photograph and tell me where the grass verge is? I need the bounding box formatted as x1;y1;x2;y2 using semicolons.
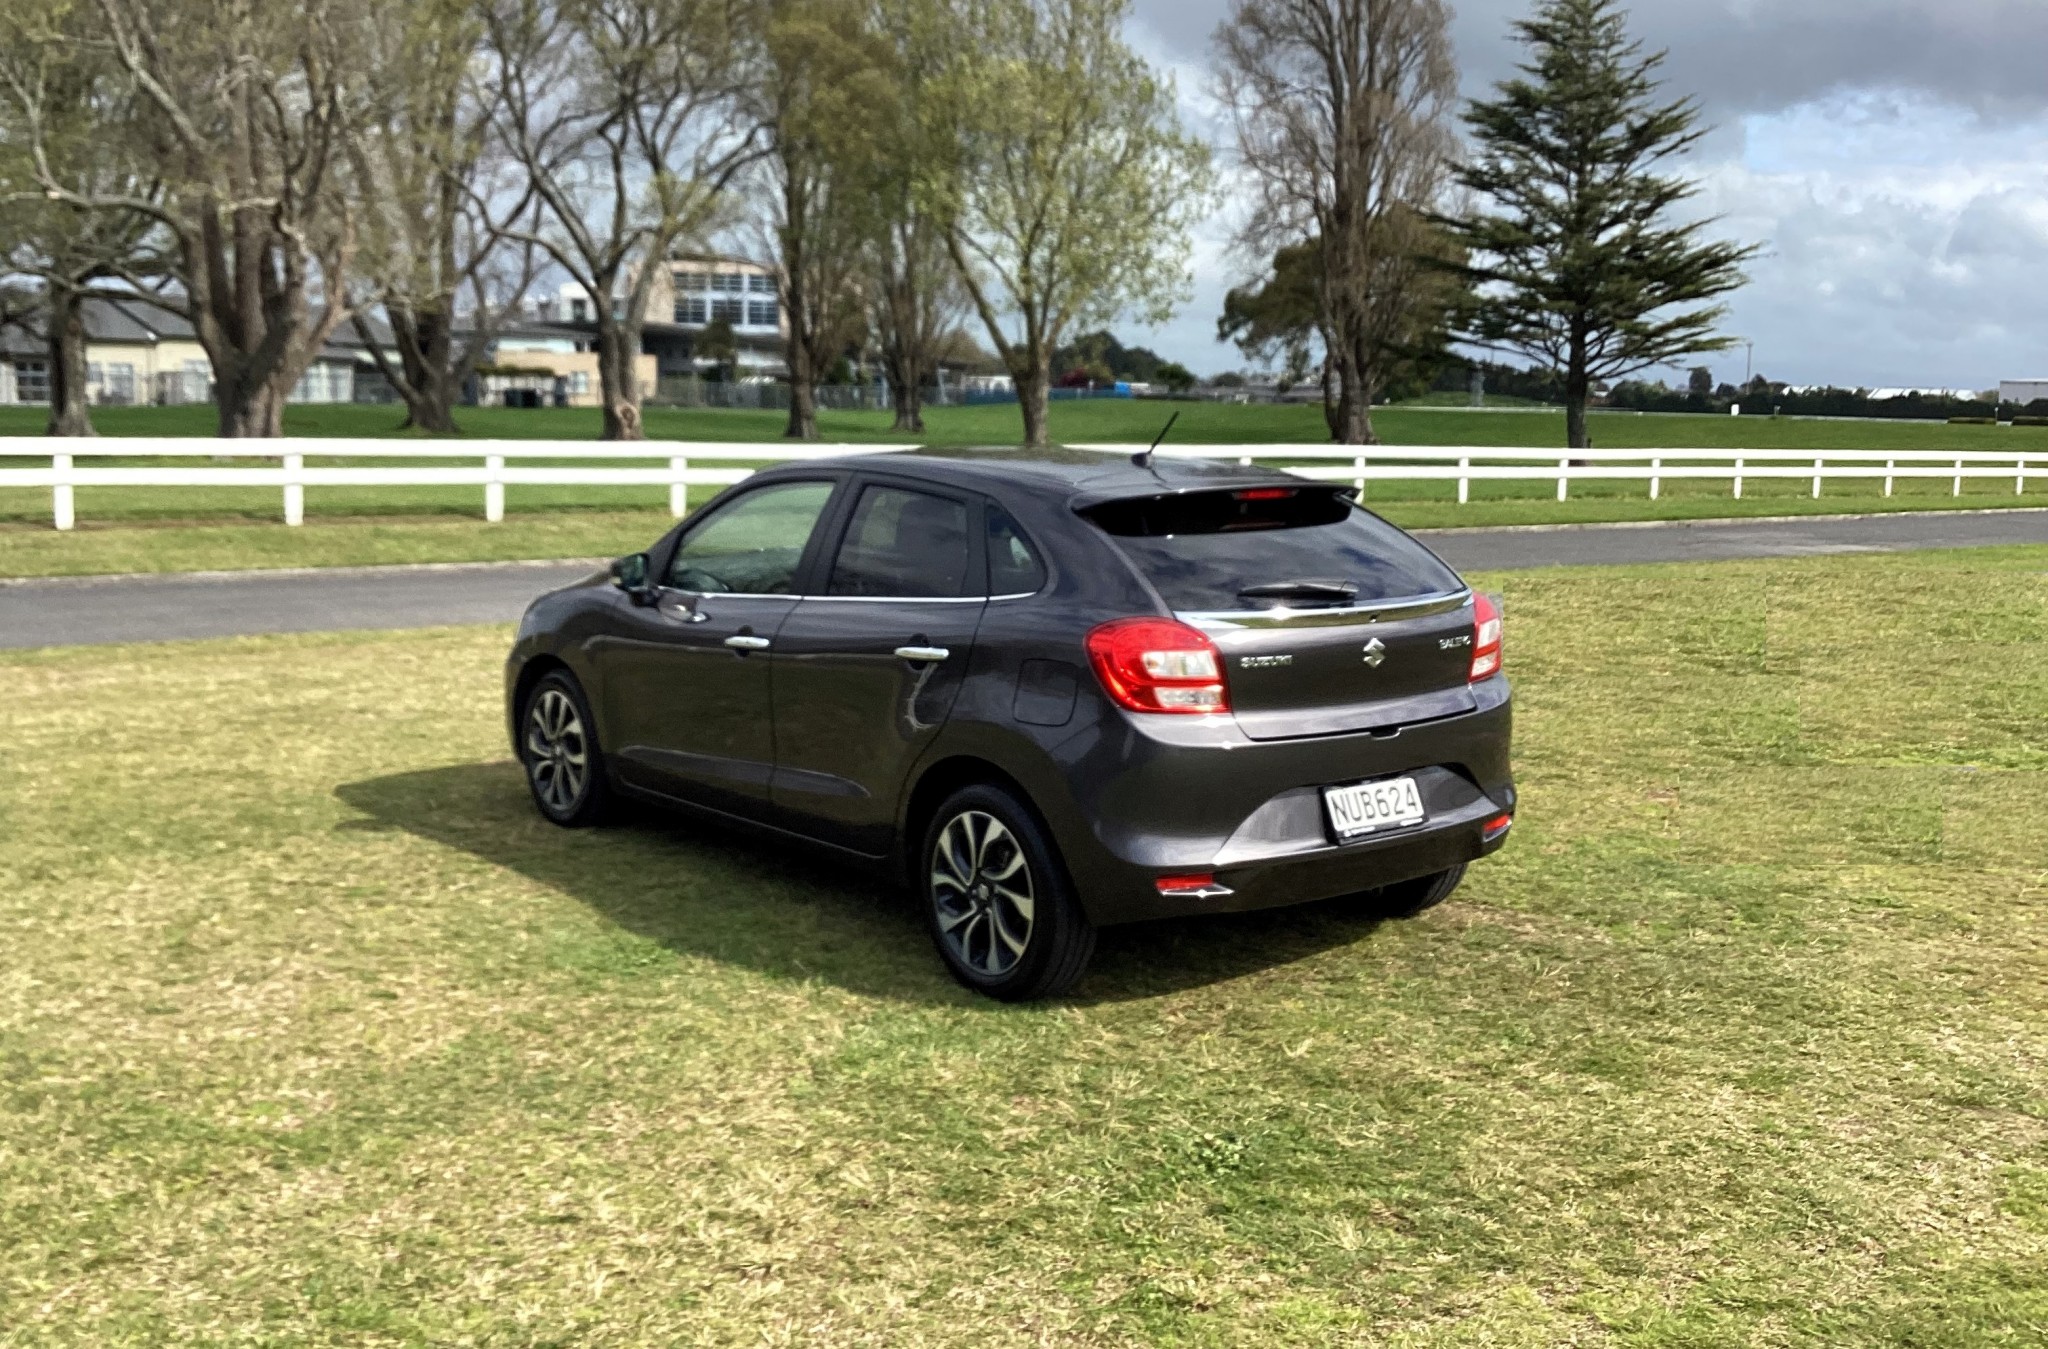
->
1;548;2043;1343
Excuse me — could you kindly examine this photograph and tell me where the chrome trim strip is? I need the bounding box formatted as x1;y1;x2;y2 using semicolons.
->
793;594;990;605
1179;589;1472;631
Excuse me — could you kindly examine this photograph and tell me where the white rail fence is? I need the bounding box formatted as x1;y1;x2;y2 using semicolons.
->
1;439;2043;531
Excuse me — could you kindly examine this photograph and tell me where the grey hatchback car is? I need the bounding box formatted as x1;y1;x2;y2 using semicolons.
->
507;447;1513;1000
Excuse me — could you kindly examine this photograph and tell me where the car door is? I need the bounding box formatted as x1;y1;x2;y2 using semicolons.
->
597;478;840;819
769;479;989;855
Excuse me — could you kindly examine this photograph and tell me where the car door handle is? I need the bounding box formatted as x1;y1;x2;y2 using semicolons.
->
724;635;772;651
894;645;951;663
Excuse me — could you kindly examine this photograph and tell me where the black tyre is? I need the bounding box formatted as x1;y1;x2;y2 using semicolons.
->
519;670;615;827
921;783;1095;1001
1359;862;1466;919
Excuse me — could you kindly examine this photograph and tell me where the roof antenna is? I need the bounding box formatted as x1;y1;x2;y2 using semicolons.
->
1132;411;1179;469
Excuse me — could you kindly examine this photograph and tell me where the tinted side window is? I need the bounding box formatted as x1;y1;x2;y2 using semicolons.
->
987;505;1047;595
668;480;835;594
828;486;972;598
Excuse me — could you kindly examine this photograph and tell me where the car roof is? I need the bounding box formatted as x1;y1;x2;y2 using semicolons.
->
767;444;1313;507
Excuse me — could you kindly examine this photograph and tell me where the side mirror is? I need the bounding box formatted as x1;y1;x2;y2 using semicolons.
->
610;552;656;604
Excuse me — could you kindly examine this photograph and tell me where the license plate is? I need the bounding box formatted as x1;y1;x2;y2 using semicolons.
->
1324;776;1427;840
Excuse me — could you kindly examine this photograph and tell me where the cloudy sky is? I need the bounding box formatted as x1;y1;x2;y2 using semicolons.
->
1121;0;2048;391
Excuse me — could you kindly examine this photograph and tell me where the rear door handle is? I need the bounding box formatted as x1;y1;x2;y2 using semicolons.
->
724;635;772;652
894;645;950;663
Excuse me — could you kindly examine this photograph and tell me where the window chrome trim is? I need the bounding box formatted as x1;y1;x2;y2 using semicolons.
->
1179;589;1472;631
797;594;990;604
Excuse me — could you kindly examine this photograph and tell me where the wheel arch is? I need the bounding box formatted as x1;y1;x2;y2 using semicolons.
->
509;652;574;750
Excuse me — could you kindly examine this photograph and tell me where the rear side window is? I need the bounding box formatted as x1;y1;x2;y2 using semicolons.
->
1082;487;1460;612
668;480;835;594
828;485;974;598
987;505;1047;595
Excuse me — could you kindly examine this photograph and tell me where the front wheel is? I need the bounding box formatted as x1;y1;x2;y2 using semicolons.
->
922;784;1094;1001
519;670;614;827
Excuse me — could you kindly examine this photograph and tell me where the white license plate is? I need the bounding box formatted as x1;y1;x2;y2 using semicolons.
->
1324;776;1427;840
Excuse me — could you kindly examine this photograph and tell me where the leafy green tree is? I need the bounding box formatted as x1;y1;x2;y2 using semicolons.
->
1445;0;1756;450
695;314;739;381
1153;361;1195;394
936;0;1212;446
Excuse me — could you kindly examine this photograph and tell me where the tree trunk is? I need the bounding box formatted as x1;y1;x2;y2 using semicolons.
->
400;309;462;435
1565;330;1591;453
1320;356;1339;440
45;287;95;438
597;319;645;441
1015;356;1051;447
888;374;925;433
213;362;286;437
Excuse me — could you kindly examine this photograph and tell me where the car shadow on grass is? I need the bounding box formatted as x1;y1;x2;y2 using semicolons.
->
335;760;1399;1006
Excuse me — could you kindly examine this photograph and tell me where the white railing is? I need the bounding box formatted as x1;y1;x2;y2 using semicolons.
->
0;439;2042;530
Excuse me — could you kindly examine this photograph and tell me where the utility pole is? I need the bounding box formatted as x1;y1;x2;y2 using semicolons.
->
1745;341;1754;385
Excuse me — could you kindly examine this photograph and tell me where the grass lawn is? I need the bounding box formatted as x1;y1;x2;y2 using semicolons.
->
2;548;2043;1344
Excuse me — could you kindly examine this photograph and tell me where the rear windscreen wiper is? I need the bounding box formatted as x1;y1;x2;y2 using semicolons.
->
1238;580;1359;603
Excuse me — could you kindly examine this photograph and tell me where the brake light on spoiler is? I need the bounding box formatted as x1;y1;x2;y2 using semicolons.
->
1086;617;1232;714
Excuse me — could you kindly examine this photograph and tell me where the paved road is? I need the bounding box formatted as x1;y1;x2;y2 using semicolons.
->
4;510;2044;651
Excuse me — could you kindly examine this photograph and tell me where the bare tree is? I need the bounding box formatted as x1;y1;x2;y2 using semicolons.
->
1214;0;1460;444
482;0;759;441
18;0;367;438
344;0;539;435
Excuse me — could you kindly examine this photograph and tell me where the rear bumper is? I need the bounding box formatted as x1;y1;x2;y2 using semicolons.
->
1051;678;1514;926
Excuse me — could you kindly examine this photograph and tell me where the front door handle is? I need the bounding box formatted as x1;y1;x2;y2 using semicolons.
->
894;645;950;663
724;635;772;652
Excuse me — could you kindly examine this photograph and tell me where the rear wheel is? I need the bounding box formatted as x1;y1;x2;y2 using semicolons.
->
519;670;614;827
921;784;1094;1001
1359;863;1466;919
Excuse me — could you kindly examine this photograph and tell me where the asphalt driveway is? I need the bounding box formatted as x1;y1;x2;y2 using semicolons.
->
4;509;2044;651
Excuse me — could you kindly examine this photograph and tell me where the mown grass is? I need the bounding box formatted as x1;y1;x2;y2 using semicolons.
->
2;548;2044;1344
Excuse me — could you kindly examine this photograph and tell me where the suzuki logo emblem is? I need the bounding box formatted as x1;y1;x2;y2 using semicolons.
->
1362;637;1387;668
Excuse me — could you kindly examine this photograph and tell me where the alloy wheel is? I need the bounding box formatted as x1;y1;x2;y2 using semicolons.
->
525;687;590;815
930;810;1037;977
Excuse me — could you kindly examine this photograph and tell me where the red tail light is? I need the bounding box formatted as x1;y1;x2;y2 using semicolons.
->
1469;593;1503;682
1086;617;1231;715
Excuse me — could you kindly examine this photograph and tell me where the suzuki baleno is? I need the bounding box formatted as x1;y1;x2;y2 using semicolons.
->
507;447;1514;999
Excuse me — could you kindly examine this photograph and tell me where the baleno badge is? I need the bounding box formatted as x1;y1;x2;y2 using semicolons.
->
1362;637;1388;668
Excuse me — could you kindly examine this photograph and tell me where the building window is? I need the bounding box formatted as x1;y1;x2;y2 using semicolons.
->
747;274;775;294
676;297;708;325
713;271;744;292
746;300;779;327
570;372;590;395
14;360;49;405
710;297;745;324
678;270;708;292
569;298;589;322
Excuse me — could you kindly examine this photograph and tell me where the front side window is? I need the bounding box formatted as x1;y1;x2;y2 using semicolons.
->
987;505;1047;595
667;480;836;595
828;485;973;599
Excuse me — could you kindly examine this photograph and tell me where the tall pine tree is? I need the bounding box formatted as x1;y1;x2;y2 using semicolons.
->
1447;0;1756;450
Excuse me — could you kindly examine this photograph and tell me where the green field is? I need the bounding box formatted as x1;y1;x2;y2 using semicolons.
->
3;548;2044;1344
2;401;2043;577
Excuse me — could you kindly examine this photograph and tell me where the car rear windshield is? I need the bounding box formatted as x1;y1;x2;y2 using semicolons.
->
1081;487;1461;612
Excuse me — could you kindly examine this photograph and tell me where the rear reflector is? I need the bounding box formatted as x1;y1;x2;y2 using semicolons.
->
1470;593;1504;682
1086;618;1232;715
1482;814;1513;837
1155;872;1235;899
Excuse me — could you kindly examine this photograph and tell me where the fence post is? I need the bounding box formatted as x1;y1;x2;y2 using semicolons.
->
1238;455;1251;468
1556;458;1568;502
1952;458;1963;498
485;453;505;523
1885;460;1895;497
1733;456;1744;500
283;451;305;526
1650;456;1662;501
1811;457;1823;500
1458;456;1470;505
1353;455;1366;497
52;452;75;531
669;456;689;517
2020;459;2029;497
